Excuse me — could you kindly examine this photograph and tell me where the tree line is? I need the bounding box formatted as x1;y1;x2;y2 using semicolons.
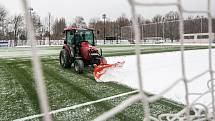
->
0;4;214;44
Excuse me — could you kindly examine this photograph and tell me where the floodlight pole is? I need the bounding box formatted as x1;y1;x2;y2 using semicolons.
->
201;16;203;34
102;14;106;44
162;17;165;41
48;12;51;46
28;7;33;46
156;22;158;38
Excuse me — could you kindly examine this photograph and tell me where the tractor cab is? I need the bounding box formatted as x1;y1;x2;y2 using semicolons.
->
64;27;95;46
60;26;106;74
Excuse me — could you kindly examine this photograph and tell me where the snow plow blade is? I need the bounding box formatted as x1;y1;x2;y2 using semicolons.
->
93;61;125;82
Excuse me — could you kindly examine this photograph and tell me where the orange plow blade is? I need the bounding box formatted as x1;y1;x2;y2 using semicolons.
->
93;61;125;82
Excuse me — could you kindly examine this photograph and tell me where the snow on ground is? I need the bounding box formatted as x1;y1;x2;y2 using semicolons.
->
1;46;214;107
105;49;215;106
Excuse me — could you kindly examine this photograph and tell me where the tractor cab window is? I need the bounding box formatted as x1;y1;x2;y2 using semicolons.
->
67;31;74;44
75;30;94;45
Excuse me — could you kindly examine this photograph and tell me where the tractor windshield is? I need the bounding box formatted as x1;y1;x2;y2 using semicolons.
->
76;30;94;45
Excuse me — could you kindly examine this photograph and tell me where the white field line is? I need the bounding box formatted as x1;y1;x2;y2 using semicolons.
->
13;90;138;121
93;93;142;121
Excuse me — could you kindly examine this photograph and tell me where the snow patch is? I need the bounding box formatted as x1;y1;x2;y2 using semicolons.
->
104;49;215;106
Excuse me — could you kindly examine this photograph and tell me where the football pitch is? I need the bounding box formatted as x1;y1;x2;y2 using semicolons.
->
0;45;213;120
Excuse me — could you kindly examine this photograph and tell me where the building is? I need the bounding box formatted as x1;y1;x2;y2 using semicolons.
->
183;33;215;43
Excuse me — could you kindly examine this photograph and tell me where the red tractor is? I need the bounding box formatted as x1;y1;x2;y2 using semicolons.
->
59;26;106;74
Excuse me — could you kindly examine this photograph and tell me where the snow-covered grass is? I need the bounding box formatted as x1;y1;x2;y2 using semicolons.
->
105;49;215;106
0;58;183;120
0;45;213;120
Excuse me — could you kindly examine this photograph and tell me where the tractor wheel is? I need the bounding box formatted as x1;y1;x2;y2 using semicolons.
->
59;49;71;68
74;60;84;74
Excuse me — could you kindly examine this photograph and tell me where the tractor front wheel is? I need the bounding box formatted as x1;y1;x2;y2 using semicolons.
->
59;49;71;68
74;60;84;74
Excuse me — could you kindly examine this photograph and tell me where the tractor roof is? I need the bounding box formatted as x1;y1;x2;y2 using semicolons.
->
63;26;94;32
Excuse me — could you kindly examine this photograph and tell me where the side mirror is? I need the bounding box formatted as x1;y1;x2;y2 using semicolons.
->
64;40;67;44
100;48;103;56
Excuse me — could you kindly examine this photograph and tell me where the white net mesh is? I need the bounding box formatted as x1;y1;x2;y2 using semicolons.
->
20;0;51;121
14;0;214;120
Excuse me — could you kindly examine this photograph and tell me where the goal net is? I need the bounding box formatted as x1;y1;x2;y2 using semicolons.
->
14;0;215;120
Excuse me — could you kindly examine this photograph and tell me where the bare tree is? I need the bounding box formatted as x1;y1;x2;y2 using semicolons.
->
52;18;66;40
11;15;23;46
116;14;131;40
43;12;54;41
116;14;131;27
0;5;7;39
31;11;43;38
152;14;163;23
164;11;179;42
89;18;103;39
73;16;86;28
137;14;145;24
0;5;7;22
88;15;131;40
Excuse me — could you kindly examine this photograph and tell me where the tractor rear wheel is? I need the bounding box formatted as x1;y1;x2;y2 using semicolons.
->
59;49;71;68
74;60;84;74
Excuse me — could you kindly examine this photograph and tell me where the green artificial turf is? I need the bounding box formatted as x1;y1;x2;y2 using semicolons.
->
0;57;183;121
1;45;211;120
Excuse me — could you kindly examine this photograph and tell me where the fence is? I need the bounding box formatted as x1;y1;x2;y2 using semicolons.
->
121;18;215;44
0;40;64;47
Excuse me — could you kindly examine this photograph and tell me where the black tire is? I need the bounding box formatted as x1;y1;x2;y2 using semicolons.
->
59;49;71;68
74;60;84;74
70;48;75;63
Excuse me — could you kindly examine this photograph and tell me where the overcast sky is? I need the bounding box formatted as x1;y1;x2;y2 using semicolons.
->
0;0;214;24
